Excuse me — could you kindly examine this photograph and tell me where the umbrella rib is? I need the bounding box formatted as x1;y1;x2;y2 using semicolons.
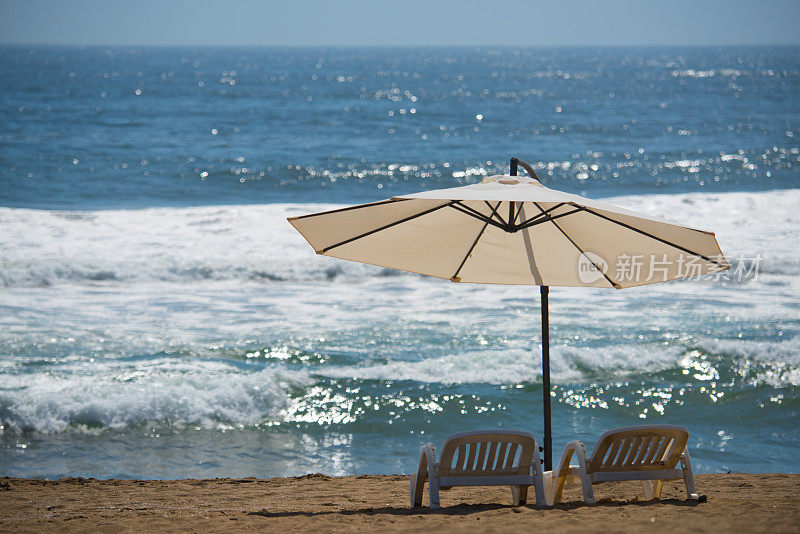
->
532;202;622;289
319;201;454;253
288;198;411;221
575;206;727;267
451;202;578;233
514;203;566;229
450;202;501;282
450;202;507;231
511;201;526;226
516;207;582;231
484;201;509;227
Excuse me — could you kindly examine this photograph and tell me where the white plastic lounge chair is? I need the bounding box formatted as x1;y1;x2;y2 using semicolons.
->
410;430;547;509
550;424;700;505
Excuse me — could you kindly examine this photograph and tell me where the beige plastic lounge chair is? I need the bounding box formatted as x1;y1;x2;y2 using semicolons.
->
550;424;700;505
410;430;547;509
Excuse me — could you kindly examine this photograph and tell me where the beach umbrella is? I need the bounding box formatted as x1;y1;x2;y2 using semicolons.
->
287;157;729;470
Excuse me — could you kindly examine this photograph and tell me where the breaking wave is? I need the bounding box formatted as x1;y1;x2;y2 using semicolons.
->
2;336;797;435
1;188;798;287
0;358;310;434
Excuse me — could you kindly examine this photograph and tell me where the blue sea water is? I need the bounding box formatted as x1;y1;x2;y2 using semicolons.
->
0;45;798;479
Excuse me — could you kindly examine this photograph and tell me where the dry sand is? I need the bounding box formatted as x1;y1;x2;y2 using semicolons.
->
1;473;798;533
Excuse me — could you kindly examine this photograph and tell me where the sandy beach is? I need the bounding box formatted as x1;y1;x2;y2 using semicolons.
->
1;473;798;532
2;18;799;534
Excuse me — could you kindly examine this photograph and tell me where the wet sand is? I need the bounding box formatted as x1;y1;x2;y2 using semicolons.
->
1;473;798;533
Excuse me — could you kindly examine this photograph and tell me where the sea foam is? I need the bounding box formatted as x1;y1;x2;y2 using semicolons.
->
0;188;798;287
0;358;310;434
1;188;798;436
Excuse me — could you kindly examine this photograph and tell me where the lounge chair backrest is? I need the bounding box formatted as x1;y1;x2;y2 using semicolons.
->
438;430;536;477
587;425;689;473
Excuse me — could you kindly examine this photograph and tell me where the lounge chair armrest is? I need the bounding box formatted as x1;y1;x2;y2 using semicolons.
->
552;440;593;504
557;440;589;473
411;444;439;508
420;443;436;461
419;443;438;477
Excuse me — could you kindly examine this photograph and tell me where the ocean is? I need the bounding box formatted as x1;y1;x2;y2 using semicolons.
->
0;45;798;479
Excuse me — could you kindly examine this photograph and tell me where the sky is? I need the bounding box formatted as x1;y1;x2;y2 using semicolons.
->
1;0;799;47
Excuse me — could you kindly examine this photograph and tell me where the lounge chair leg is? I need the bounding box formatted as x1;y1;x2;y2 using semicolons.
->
410;474;423;508
580;474;595;505
641;480;654;500
653;480;664;499
429;479;440;509
681;450;699;500
535;471;550;507
641;480;663;500
511;485;528;506
552;469;568;504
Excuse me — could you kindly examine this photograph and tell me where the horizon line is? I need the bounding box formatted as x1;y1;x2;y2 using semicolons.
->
3;42;800;49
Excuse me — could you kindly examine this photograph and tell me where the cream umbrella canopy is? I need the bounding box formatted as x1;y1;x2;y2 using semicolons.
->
287;158;729;469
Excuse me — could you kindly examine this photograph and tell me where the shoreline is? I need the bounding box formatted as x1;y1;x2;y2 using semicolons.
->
2;473;798;532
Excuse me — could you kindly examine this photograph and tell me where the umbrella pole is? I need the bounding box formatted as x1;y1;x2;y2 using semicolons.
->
541;285;552;471
510;156;552;468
